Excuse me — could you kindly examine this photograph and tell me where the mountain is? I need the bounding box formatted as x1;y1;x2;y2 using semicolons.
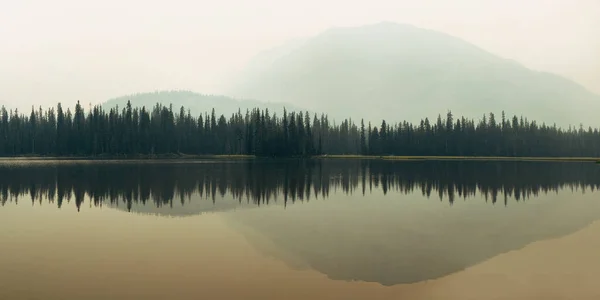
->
234;38;308;84
228;22;600;126
102;90;305;117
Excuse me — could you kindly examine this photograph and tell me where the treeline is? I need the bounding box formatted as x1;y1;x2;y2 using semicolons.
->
1;160;599;211
0;102;599;157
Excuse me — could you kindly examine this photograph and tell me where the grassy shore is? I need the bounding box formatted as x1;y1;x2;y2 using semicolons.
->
316;155;600;162
0;154;256;161
0;154;597;163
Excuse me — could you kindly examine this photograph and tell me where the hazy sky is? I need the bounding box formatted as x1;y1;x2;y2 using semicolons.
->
1;0;599;110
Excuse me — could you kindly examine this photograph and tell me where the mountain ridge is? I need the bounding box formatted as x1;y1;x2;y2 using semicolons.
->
102;90;306;117
228;22;600;126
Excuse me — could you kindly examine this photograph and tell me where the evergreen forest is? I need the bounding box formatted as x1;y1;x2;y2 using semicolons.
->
0;101;599;157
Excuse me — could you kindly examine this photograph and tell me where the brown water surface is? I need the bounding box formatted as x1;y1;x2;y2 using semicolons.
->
1;159;599;299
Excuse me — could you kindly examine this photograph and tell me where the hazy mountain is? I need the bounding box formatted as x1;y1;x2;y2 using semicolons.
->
229;22;600;126
102;90;305;117
234;38;308;83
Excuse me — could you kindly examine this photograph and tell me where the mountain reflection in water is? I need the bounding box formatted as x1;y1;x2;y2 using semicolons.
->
1;159;599;286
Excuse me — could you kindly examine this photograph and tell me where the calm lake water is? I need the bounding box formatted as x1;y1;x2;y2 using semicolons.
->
1;159;600;300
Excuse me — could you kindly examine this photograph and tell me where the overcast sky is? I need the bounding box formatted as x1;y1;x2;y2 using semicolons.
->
1;0;599;110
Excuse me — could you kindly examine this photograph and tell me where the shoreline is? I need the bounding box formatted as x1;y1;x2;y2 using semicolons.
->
0;154;256;161
317;155;600;162
0;154;598;163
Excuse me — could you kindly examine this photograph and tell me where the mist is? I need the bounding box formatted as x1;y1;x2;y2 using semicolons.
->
1;0;599;112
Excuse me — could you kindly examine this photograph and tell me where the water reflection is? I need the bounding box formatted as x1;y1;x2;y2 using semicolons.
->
0;160;598;213
2;159;600;287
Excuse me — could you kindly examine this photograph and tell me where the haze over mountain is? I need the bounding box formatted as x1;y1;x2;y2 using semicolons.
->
2;1;598;113
103;90;305;117
229;22;600;126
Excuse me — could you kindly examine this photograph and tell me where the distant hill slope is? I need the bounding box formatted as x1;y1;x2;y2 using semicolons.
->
102;90;305;117
228;22;600;126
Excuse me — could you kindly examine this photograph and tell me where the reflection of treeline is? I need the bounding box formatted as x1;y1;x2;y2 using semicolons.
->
1;161;599;211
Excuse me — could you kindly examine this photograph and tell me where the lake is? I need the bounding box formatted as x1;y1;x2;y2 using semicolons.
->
1;159;600;300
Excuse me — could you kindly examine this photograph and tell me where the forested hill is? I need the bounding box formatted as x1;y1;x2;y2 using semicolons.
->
0;102;599;158
103;90;305;117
